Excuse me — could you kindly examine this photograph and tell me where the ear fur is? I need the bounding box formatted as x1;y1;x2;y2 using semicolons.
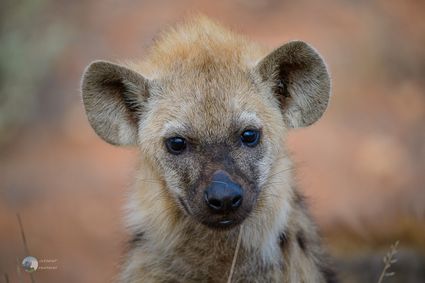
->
256;41;331;128
81;61;149;145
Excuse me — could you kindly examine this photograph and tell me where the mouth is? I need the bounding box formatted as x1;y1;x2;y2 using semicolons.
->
179;195;254;230
179;199;243;229
201;217;242;230
219;219;233;225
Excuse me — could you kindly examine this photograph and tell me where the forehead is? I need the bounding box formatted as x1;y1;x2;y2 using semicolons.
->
152;70;264;141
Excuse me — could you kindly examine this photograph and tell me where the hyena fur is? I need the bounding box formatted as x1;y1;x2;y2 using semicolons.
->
81;16;337;283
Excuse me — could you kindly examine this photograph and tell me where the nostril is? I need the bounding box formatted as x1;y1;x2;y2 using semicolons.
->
231;195;242;208
204;191;223;210
209;198;222;209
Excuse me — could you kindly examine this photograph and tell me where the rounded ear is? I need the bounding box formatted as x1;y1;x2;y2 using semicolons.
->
255;41;331;128
81;61;149;146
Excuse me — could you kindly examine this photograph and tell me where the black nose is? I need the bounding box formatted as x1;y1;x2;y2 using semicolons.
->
204;170;243;213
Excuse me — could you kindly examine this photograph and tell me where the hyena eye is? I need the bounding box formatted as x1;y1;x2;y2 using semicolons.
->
166;137;187;154
241;129;260;147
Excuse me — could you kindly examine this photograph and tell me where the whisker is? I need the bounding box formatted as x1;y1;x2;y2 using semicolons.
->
136;179;163;184
267;166;294;178
264;181;289;186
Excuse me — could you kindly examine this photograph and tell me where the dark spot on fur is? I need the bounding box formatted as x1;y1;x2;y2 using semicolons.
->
178;197;191;215
294;191;305;207
296;230;307;252
279;232;289;250
274;79;290;108
129;232;145;248
320;265;338;283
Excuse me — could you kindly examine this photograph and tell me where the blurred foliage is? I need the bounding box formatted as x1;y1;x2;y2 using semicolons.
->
0;0;69;144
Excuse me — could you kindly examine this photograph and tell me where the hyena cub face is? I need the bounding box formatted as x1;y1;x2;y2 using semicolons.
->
81;29;330;229
143;72;277;229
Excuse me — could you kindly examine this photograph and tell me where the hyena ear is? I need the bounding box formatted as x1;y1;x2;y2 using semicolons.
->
81;61;149;146
256;41;331;128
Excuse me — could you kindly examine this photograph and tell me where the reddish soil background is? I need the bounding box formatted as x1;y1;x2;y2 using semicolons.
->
1;1;424;282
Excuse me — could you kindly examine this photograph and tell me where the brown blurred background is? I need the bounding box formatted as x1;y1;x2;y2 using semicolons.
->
0;0;424;282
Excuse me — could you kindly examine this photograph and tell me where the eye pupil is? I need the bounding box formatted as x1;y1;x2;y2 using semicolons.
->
166;137;187;154
241;130;260;147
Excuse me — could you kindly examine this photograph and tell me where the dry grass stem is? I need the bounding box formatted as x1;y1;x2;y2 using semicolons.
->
227;225;243;283
377;240;399;283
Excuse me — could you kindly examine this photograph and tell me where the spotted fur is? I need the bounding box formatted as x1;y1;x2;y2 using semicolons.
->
81;16;336;283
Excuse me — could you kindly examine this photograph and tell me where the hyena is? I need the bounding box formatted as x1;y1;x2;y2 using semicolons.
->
81;16;336;283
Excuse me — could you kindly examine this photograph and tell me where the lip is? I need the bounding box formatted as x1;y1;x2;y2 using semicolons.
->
219;219;233;225
202;218;240;230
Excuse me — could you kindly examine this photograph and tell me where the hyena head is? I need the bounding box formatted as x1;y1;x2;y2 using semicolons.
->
81;19;330;230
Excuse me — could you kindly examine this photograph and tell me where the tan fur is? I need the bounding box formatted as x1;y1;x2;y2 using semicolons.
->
81;16;335;283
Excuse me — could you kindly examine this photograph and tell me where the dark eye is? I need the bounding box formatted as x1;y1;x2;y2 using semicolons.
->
166;137;187;154
241;129;260;147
